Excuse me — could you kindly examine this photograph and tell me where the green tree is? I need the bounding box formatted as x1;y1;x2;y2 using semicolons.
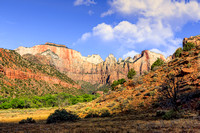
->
174;47;183;57
151;58;165;71
127;68;136;79
183;42;195;51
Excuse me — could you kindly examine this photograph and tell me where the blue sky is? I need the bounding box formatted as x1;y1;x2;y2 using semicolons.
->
0;0;200;60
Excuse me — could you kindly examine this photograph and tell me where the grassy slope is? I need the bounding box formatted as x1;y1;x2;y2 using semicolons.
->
0;49;84;98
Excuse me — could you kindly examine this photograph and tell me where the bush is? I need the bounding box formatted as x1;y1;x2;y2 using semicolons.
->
151;58;165;71
183;42;195;51
162;110;181;120
127;68;136;79
19;117;36;124
111;78;126;89
100;109;111;117
46;109;79;124
174;47;183;57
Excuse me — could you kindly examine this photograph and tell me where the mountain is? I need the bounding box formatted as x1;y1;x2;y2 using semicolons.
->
15;43;167;84
67;35;200;116
0;48;81;98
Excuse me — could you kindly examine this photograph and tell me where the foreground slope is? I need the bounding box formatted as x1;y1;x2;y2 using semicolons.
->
69;36;200;117
0;48;81;98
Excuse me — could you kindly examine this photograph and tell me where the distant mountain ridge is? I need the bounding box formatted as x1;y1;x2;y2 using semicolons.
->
15;42;167;84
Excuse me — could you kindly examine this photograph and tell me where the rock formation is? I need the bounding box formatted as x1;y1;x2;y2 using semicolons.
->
15;43;167;84
183;35;200;47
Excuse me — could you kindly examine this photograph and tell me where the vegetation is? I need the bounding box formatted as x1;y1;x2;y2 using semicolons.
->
111;78;126;89
77;80;110;94
0;93;99;109
19;117;36;124
127;68;136;79
159;73;182;110
183;42;195;51
151;58;165;71
174;47;183;57
46;109;79;124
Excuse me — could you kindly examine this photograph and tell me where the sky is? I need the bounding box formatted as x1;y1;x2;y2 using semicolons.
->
0;0;200;60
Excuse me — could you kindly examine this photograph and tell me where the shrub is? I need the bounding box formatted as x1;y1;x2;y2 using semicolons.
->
111;78;126;89
127;68;136;79
100;109;111;117
162;110;181;120
151;58;165;71
46;109;79;124
183;42;195;51
19;117;36;124
174;47;183;57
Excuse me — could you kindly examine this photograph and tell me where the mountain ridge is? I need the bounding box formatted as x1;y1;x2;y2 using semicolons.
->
15;44;167;84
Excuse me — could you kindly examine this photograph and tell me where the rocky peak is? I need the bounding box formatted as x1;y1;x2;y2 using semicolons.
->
105;54;117;64
183;35;200;47
82;54;103;64
117;58;123;63
124;57;134;63
44;42;68;48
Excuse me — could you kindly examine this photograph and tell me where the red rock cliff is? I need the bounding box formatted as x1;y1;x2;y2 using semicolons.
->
15;44;166;84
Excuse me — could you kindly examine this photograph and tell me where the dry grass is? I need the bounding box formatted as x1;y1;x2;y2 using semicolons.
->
0;110;199;133
0;108;200;133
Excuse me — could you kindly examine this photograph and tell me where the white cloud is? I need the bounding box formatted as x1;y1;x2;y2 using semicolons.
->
101;10;114;17
74;0;96;6
80;32;91;41
109;0;200;28
123;50;139;59
76;0;200;58
93;23;114;41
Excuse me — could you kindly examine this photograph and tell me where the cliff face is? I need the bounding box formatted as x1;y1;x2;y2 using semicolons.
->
15;43;166;84
183;35;200;47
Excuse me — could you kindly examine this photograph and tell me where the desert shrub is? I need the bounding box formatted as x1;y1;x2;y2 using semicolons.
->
100;109;111;117
111;78;126;89
85;109;99;118
187;63;191;68
46;109;79;124
156;110;166;117
127;68;136;79
162;110;181;120
151;58;165;71
174;47;183;57
19;117;36;124
183;42;195;51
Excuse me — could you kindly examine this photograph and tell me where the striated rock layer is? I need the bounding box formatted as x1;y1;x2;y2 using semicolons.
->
16;43;166;84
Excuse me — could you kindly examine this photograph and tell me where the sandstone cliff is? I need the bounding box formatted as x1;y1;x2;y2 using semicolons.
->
15;43;167;84
183;35;200;47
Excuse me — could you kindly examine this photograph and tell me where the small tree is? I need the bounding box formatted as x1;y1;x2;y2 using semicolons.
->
127;68;136;79
183;42;195;51
151;58;165;71
174;47;183;57
159;73;182;111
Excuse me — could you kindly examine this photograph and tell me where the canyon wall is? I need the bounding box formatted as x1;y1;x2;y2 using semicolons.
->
15;43;166;84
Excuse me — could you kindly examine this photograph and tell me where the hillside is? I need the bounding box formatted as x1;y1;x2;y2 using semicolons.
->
67;35;200;117
0;48;82;98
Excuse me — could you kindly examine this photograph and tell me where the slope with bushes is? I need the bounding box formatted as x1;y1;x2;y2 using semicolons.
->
0;48;82;100
67;37;200;118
